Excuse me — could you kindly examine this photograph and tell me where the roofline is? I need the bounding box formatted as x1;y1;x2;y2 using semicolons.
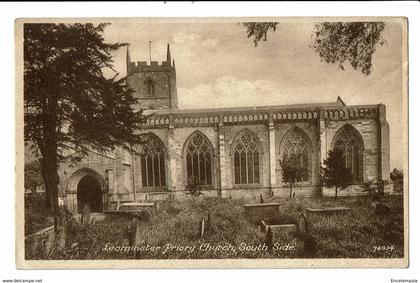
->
144;101;382;116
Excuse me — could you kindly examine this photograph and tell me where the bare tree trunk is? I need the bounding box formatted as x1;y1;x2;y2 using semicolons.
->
289;184;292;199
335;186;338;201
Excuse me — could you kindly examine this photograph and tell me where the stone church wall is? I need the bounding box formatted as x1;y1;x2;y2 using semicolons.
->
168;126;219;192
274;120;320;187
325;119;379;182
58;103;390;213
223;124;270;191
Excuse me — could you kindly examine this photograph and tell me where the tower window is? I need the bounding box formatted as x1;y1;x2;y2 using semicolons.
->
144;79;156;96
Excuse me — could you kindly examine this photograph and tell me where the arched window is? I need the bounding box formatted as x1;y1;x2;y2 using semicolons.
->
281;127;311;182
144;79;156;96
140;134;166;188
184;132;213;185
333;124;364;183
233;129;261;184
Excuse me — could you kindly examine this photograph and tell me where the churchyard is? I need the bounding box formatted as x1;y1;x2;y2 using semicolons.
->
25;193;404;260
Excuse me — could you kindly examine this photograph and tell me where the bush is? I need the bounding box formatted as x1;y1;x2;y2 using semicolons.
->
390;168;404;194
185;176;205;197
25;195;53;235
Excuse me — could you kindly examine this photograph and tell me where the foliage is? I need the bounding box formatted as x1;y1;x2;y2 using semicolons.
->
25;195;53;235
24;23;145;217
308;195;403;258
241;21;386;76
320;148;353;200
241;22;278;46
186;176;204;197
279;155;306;199
273;195;403;258
362;178;385;202
24;160;44;197
312;22;386;76
390;168;403;193
390;168;403;182
26;214;137;260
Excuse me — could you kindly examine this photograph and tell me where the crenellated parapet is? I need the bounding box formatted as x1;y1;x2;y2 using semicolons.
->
127;60;175;74
140;103;382;129
322;105;378;120
126;43;176;76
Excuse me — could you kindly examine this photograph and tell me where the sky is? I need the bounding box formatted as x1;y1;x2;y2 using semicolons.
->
102;19;405;170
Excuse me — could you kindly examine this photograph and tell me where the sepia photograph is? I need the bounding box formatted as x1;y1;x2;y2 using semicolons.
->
16;17;408;269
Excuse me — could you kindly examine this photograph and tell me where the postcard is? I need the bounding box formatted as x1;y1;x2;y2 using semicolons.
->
16;17;408;269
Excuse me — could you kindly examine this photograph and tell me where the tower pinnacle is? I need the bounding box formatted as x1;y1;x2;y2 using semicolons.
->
167;43;171;63
126;44;131;74
173;59;176;75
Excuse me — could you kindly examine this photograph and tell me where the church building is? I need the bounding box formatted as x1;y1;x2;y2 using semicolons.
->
58;44;390;213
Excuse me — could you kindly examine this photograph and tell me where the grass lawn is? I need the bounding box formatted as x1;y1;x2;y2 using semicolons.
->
270;194;404;258
26;194;404;260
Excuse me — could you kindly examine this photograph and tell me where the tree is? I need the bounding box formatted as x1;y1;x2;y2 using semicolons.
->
241;22;278;47
280;155;306;199
242;21;386;76
390;168;403;183
24;23;145;231
320;147;353;200
185;176;204;198
361;178;385;203
390;168;403;193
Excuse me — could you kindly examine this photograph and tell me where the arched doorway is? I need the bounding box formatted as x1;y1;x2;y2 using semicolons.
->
77;175;103;213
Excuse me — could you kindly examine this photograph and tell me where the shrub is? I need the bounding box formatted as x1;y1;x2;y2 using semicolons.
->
390;168;403;194
185;176;204;197
25;195;53;235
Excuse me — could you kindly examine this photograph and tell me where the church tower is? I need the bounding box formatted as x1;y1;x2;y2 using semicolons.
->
126;44;178;110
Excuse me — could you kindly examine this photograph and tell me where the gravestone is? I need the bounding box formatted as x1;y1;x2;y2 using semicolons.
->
244;203;280;224
302;233;317;258
129;218;139;246
145;192;170;201
81;205;91;226
371;201;391;215
259;219;297;234
207;213;213;233
265;227;273;251
119;202;157;213
305;207;351;215
297;213;308;235
198;219;205;238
